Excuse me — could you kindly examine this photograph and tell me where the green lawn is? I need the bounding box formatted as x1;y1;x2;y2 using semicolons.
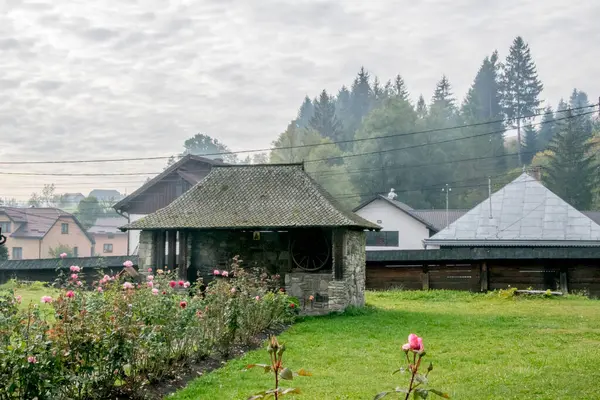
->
0;281;57;312
170;290;600;400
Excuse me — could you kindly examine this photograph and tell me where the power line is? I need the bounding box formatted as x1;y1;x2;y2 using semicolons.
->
0;104;595;166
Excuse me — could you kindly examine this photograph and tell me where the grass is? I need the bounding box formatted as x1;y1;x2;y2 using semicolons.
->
0;280;57;312
170;290;600;400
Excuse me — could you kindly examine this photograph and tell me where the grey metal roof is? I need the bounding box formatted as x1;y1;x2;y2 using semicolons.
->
123;164;380;231
425;173;600;247
88;216;129;234
0;255;138;271
409;209;469;232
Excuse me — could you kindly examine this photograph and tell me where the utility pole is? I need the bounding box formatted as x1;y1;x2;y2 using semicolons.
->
442;184;451;228
488;177;493;220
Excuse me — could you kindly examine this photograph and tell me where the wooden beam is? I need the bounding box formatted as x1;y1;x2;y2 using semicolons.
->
480;262;489;292
421;265;429;290
167;230;177;272
178;231;188;280
156;230;166;271
560;268;569;294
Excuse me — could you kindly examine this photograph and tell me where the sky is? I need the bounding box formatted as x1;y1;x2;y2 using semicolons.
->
1;0;599;200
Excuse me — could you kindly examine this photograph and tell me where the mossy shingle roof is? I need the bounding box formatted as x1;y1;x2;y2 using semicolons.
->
123;164;380;231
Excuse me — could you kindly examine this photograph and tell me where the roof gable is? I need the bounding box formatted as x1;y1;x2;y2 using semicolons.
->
354;195;437;231
425;173;600;246
113;154;224;212
124;164;380;230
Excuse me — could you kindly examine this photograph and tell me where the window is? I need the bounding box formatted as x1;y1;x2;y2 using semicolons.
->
103;243;113;253
61;223;69;234
366;231;399;247
0;221;11;233
12;247;23;260
73;247;78;257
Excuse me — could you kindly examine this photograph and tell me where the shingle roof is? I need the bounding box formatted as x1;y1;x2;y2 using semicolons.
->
88;216;129;234
124;164;380;231
0;207;94;243
425;173;600;247
409;209;469;232
113;154;225;212
0;255;137;271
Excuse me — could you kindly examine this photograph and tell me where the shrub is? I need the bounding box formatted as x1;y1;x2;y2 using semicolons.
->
0;258;295;399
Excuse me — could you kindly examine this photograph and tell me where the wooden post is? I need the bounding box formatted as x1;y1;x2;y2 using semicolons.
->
480;262;489;292
178;231;188;280
156;230;166;271
422;265;429;291
560;268;568;294
167;230;177;272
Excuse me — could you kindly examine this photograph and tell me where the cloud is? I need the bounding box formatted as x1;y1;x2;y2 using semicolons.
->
0;0;599;199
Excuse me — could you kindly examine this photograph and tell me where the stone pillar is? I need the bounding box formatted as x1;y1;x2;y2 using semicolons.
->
137;230;154;273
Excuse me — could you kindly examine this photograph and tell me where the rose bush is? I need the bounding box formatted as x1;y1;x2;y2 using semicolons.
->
0;258;294;400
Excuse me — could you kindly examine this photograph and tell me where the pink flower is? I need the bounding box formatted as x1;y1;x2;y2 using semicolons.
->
221;271;229;277
40;296;52;304
403;334;424;353
183;281;191;288
59;253;67;259
15;295;22;303
179;301;187;309
152;288;159;295
70;273;78;280
230;287;236;294
147;275;154;281
69;265;81;272
123;260;134;268
147;281;154;288
27;356;37;364
66;290;75;298
213;269;220;276
76;281;83;287
122;282;134;290
97;287;103;293
147;267;153;272
169;281;176;288
289;303;295;308
255;295;260;301
178;280;184;287
309;295;315;301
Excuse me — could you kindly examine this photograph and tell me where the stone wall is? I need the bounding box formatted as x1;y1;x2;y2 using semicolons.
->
137;230;154;273
285;229;366;316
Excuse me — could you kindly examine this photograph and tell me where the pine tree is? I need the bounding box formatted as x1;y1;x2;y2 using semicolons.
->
521;125;538;164
309;89;343;140
347;67;372;133
416;95;427;118
537;106;556;150
501;36;544;166
429;75;457;123
335;86;352;121
546;109;597;209
569;88;593;138
393;74;409;102
296;96;314;129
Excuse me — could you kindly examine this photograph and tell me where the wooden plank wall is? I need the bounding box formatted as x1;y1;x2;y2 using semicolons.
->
366;261;600;296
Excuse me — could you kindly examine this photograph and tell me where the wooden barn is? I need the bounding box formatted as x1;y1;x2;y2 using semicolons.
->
121;163;380;315
367;173;600;295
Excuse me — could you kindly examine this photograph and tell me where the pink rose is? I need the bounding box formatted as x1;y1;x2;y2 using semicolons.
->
70;273;78;280
402;343;411;351
122;282;134;290
179;301;187;309
213;269;220;276
230;287;236;294
147;275;154;281
255;295;260;301
221;271;229;277
123;260;134;268
183;281;191;288
15;295;22;303
40;296;52;304
66;290;75;298
404;334;424;353
147;268;153;272
76;281;83;287
27;356;37;363
59;253;67;259
147;281;154;288
169;281;176;288
152;288;159;295
97;287;103;293
178;280;184;287
70;265;80;272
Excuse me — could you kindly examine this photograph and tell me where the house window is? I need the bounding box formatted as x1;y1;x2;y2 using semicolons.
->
366;231;399;247
73;247;78;257
12;247;23;260
61;223;69;234
107;233;115;239
0;222;11;233
103;244;113;253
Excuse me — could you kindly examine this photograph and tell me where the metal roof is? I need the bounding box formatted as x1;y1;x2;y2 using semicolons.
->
409;209;469;232
123;163;380;231
88;216;129;234
0;255;137;270
425;173;600;247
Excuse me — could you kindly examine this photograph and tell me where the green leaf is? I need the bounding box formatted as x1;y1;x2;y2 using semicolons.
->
296;368;312;377
280;388;301;395
373;391;390;400
415;374;428;385
279;367;294;380
430;389;450;398
392;367;406;375
414;388;429;399
428;362;434;373
123;363;132;377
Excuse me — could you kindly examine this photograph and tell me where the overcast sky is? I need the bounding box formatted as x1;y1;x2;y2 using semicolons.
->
1;0;599;200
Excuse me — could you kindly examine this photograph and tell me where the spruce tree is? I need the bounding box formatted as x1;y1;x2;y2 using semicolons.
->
393;74;409;102
309;89;343;140
537;106;556;150
521;125;538;164
501;36;544;165
546;109;597;209
347;67;372;133
569;88;593;138
416;95;427;118
296;96;314;129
